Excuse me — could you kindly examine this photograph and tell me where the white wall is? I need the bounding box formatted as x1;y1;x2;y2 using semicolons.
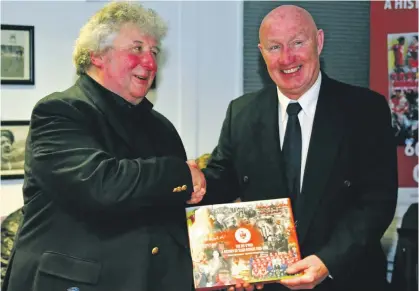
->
0;0;243;217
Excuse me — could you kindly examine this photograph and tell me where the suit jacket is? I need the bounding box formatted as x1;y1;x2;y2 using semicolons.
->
3;74;195;291
202;72;398;291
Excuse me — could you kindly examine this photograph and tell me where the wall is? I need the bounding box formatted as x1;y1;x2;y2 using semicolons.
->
0;0;243;217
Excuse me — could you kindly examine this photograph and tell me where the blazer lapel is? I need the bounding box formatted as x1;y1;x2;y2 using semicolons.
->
77;76;138;154
296;73;344;244
250;86;289;199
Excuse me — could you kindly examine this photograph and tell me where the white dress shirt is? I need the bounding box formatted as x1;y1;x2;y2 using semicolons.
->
277;73;333;279
277;73;322;191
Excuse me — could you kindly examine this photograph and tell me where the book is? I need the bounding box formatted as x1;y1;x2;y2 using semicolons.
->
185;198;302;290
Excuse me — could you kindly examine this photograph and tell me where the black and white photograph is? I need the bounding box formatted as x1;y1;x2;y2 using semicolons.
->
1;121;29;179
1;24;34;85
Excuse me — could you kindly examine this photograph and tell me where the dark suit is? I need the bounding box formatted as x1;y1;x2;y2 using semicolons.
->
3;74;195;291
202;73;398;291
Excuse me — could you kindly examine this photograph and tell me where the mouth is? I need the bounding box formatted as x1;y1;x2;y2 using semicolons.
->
133;75;149;82
281;65;302;74
2;147;11;154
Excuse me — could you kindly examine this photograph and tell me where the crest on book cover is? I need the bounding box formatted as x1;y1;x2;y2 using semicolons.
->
235;227;251;244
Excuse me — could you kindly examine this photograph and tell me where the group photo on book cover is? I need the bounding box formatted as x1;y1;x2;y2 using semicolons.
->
186;198;301;290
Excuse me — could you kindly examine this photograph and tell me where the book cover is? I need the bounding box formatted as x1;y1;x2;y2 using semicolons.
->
185;198;302;290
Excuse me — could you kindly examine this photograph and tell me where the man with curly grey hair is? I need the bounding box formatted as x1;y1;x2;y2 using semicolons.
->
2;2;206;291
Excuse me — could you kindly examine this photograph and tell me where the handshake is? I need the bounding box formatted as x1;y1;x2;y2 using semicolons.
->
186;160;207;205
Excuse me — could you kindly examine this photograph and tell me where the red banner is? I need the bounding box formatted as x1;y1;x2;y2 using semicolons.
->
370;0;418;281
370;0;418;187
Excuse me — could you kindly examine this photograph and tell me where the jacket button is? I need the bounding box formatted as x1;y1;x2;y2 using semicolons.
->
151;247;159;255
344;180;351;187
243;176;249;183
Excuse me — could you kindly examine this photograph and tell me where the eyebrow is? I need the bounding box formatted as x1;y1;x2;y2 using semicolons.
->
266;31;307;44
133;40;160;53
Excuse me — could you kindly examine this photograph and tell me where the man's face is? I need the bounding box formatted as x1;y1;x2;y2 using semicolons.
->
93;23;159;104
258;13;324;99
1;136;13;161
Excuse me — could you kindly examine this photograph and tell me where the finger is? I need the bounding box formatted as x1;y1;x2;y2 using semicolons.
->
186;196;201;204
227;287;235;291
255;283;264;290
186;199;197;205
279;277;302;287
191;190;204;199
193;185;200;193
193;183;205;194
244;283;254;291
235;283;244;291
287;283;316;290
187;160;198;168
198;188;206;196
280;273;315;287
199;172;206;187
286;259;310;274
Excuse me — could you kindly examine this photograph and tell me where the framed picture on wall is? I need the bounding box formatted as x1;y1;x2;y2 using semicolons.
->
1;121;30;180
1;24;35;85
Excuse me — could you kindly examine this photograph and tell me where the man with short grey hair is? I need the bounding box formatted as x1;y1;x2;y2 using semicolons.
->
202;5;397;291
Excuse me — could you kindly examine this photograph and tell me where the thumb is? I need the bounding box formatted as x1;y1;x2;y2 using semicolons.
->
286;259;309;274
187;160;198;168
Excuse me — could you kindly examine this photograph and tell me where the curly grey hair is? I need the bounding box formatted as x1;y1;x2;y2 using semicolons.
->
73;1;168;75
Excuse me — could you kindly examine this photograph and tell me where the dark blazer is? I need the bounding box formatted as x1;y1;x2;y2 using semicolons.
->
202;72;398;291
3;75;195;291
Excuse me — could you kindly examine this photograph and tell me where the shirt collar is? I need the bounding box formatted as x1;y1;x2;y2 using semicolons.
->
277;72;322;122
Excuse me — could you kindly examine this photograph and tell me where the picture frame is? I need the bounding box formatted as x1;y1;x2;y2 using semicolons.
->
1;121;30;180
1;24;35;85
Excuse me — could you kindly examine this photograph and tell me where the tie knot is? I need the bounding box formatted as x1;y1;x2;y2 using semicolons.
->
287;102;302;116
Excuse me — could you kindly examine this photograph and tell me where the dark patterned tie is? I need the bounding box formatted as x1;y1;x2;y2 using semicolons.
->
282;102;302;203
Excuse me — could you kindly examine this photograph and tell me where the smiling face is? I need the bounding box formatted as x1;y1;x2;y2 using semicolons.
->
258;6;324;100
1;135;13;162
91;23;159;104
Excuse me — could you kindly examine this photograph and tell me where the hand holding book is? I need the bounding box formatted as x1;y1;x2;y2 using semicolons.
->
279;254;329;289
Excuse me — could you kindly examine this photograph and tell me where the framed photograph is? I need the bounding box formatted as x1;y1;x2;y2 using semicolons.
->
1;121;30;179
1;24;35;85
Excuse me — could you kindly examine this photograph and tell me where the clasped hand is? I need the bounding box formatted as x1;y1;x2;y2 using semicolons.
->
186;160;206;204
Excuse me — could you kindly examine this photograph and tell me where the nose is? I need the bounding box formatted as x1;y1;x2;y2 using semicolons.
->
278;47;295;66
140;51;157;71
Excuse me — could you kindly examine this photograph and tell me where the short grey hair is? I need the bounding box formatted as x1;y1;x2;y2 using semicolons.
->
73;1;168;75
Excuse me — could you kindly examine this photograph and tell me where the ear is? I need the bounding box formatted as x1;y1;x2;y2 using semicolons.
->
257;43;263;53
316;29;325;56
90;51;105;68
258;43;267;61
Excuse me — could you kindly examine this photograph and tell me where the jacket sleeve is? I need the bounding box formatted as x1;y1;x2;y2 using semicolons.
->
29;98;193;214
315;92;398;280
201;101;240;205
